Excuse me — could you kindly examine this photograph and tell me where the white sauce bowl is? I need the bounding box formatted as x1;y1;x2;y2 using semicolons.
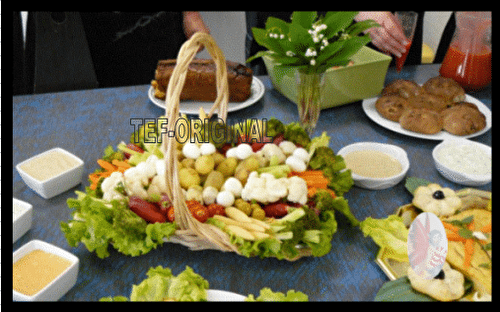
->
432;138;491;186
337;142;410;190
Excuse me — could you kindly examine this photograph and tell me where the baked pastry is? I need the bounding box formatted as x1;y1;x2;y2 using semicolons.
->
407;92;448;112
399;108;443;135
442;102;486;136
375;95;410;122
382;79;423;98
151;59;253;102
423;76;466;104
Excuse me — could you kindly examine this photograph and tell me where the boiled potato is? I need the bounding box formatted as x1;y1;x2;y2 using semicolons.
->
179;167;201;189
195;154;215;175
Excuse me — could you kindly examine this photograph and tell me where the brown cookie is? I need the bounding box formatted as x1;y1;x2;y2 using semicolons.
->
423;76;466;103
442;102;486;136
399;108;443;135
375;95;410;122
382;79;423;99
407;92;448;112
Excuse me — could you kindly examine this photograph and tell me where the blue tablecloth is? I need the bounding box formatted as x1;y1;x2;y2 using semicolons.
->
12;64;491;301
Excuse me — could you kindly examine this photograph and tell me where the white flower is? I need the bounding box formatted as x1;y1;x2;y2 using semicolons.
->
310;59;316;66
305;48;317;57
286;51;296;57
280;34;285;39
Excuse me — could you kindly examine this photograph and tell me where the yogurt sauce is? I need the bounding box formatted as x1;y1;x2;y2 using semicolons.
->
437;144;491;176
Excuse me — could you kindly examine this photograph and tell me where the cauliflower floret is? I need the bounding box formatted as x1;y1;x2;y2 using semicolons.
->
123;155;158;199
261;143;286;164
147;174;168;200
287;176;308;205
241;172;290;204
101;171;126;202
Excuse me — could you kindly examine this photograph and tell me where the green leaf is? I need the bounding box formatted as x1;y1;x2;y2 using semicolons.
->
291;11;317;29
265;16;290;35
323;11;358;39
405;177;432;195
458;228;473;239
345;19;380;36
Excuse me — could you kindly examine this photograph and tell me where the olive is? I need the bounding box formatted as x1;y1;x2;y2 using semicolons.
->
432;190;445;200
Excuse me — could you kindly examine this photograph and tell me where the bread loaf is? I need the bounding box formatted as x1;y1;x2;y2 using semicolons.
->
151;59;253;102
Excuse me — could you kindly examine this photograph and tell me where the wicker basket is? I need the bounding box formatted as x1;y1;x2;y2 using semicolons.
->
161;33;311;260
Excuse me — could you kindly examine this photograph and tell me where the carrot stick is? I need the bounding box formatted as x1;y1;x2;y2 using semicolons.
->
112;159;131;169
442;222;460;232
445;230;467;242
463;238;474;270
480;222;491;233
97;159;117;171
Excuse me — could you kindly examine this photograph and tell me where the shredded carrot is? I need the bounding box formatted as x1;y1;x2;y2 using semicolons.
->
89;158;131;190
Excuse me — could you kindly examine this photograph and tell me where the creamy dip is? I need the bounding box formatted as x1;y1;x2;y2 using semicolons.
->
19;150;80;182
13;249;72;296
437;144;491;176
344;150;402;178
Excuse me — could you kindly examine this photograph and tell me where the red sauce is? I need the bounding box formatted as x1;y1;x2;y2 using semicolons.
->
439;46;492;91
396;41;413;72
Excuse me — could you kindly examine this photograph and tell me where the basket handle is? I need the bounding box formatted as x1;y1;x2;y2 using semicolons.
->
163;32;229;231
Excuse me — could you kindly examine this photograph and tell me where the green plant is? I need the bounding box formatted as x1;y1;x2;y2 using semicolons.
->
247;11;379;74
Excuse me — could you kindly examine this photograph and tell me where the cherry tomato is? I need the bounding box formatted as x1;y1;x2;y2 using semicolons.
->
206;203;226;217
191;207;209;223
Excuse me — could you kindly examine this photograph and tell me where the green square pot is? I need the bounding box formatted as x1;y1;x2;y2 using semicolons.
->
263;46;392;109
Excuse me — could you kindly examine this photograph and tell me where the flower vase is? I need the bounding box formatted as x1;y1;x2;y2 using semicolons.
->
295;70;325;134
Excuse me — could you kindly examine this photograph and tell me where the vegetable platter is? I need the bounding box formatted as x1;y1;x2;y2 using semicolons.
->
60;33;358;261
360;177;491;301
61;34;359;260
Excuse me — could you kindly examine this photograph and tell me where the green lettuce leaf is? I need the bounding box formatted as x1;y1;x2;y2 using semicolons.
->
60;191;176;258
245;287;309;301
359;215;409;262
130;266;209;302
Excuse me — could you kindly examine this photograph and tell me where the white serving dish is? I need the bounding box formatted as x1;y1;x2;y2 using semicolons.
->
16;147;84;199
432;138;491;186
13;198;33;243
206;289;246;301
337;142;410;190
13;240;79;301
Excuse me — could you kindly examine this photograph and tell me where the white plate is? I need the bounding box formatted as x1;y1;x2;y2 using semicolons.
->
206;289;246;302
149;77;265;115
362;94;491;140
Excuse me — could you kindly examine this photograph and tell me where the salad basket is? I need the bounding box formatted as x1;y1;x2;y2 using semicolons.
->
61;33;357;261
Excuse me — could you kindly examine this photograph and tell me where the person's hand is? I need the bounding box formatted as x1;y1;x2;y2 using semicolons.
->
355;11;409;57
183;12;210;39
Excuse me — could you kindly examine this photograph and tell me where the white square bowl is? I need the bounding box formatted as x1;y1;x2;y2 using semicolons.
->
16;147;84;199
13;198;33;243
13;240;79;301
